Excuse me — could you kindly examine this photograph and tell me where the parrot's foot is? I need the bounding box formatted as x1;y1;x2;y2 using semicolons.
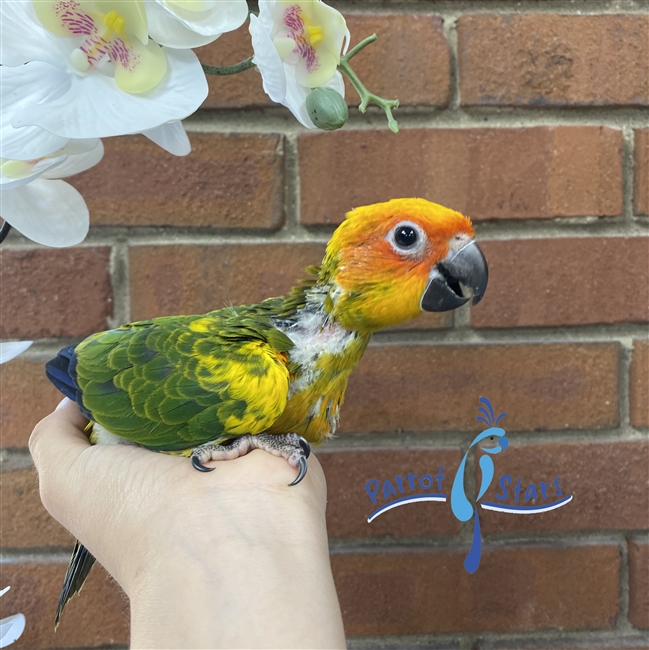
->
190;433;311;486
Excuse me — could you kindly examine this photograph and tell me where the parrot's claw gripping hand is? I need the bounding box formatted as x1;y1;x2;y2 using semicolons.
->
190;433;311;486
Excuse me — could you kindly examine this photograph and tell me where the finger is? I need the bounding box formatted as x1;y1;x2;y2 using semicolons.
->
55;396;90;430
29;398;91;471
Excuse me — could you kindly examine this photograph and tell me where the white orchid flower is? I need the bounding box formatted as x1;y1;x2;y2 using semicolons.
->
0;0;206;159
0;587;25;648
145;0;249;49
0;343;33;365
249;0;349;129
0;139;103;247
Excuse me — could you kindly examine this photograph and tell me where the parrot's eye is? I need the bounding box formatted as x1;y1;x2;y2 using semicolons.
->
394;226;418;248
387;221;426;257
490;436;494;440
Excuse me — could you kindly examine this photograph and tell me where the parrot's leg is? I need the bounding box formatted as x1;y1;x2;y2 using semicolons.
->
190;433;311;486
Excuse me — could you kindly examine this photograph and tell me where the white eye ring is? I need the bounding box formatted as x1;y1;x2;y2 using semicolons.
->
387;221;427;257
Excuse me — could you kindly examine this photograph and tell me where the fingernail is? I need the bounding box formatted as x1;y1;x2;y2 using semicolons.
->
56;397;70;410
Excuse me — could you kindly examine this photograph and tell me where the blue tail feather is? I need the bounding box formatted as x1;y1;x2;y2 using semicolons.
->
45;346;92;419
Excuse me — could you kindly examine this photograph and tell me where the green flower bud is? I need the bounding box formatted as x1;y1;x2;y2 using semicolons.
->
306;87;349;131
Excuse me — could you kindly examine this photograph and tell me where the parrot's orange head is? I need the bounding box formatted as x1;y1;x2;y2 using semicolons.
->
320;198;488;333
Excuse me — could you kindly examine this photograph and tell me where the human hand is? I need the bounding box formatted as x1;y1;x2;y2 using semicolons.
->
29;399;345;649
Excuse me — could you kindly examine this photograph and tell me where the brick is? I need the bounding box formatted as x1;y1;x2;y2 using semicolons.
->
628;538;649;629
458;14;649;107
635;129;649;216
477;441;649;534
0;357;62;448
130;243;325;320
299;127;623;225
340;342;619;434
197;26;272;109
129;243;450;330
472;238;649;328
332;544;619;636
69;134;285;229
0;562;128;648
0;468;74;547
630;340;649;428
343;14;450;108
319;448;461;538
0;248;113;339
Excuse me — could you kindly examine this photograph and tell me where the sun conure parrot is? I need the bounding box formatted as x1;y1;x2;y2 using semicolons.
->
45;197;488;626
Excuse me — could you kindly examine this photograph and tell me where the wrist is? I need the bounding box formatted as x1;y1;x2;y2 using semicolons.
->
128;489;343;649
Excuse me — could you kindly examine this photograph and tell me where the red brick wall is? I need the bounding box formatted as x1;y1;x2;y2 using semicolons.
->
1;1;648;648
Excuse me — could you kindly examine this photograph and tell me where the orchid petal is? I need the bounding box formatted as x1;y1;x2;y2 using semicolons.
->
283;66;316;128
0;0;64;66
0;343;33;364
250;14;286;103
158;0;248;36
1;179;89;247
42;141;104;179
146;0;248;47
0;155;68;190
0;613;26;647
145;2;220;48
113;38;168;94
142;122;191;156
322;68;345;96
1;64;70;160
295;47;338;88
13;49;208;139
312;0;350;55
257;0;276;34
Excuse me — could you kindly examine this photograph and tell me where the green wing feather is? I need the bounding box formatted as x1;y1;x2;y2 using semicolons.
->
74;303;294;451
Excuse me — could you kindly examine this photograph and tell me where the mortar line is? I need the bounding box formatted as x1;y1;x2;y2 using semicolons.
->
369;325;649;344
2;218;647;249
328;532;629;553
442;11;461;111
108;239;131;329
620;341;634;430
347;629;649;649
623;126;637;223
185;106;649;133
282;134;301;235
318;428;649;450
618;535;632;632
328;0;649;15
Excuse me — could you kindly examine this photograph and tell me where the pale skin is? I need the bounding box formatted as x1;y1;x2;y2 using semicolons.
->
29;398;346;650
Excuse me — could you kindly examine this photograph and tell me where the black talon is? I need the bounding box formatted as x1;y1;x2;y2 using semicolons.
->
298;436;311;459
289;456;308;486
192;455;215;472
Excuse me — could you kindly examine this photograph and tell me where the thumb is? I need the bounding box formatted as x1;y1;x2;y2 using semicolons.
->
29;397;91;491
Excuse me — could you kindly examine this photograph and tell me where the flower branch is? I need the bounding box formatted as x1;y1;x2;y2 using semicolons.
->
202;57;255;76
337;34;400;134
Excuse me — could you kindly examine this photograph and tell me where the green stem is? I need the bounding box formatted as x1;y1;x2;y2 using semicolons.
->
343;33;378;61
337;43;399;134
202;56;255;76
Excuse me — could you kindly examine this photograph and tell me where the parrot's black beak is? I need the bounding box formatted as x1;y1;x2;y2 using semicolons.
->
421;241;488;312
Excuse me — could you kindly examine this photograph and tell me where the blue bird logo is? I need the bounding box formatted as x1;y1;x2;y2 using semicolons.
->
451;397;508;573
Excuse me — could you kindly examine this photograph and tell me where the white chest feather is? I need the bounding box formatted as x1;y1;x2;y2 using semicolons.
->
274;305;356;398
